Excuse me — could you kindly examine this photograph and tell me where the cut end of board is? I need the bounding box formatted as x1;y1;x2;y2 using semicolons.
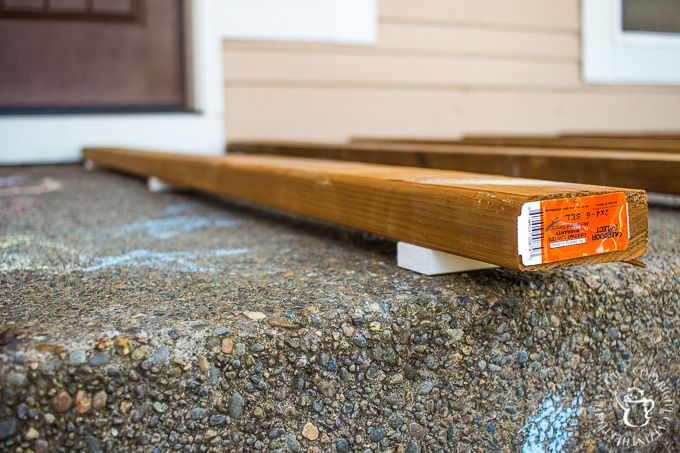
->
397;242;498;275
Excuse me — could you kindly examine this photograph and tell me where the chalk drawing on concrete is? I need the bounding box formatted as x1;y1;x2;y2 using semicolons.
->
520;391;584;453
0;177;63;197
0;234;250;273
0;176;30;188
163;202;201;215
0;235;86;272
83;248;251;272
118;215;240;240
0;197;43;214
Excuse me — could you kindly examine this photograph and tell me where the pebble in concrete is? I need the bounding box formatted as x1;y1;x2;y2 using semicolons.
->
302;422;319;441
51;391;72;413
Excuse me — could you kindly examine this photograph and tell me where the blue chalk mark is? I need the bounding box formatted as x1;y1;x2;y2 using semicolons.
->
0;175;29;188
520;391;583;453
163;203;201;215
120;215;239;240
83;248;250;272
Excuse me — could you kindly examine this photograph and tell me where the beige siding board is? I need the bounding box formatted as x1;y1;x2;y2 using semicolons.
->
378;22;579;61
379;0;580;32
224;50;580;88
223;22;580;61
225;86;680;142
223;0;680;141
226;81;680;95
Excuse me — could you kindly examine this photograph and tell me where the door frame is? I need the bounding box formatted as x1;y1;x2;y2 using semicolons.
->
0;0;224;164
0;0;377;164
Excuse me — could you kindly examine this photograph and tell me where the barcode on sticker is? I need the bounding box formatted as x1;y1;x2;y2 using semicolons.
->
528;207;543;260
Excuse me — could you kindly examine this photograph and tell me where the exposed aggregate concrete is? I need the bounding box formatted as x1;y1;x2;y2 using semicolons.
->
0;165;678;452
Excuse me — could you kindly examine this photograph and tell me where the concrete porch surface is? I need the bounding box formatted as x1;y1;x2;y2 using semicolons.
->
0;165;678;452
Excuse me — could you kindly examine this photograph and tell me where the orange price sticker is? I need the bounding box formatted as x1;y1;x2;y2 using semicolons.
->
518;192;629;266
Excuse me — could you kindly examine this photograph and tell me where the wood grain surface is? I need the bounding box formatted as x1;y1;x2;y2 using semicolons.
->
238;140;680;194
408;135;680;153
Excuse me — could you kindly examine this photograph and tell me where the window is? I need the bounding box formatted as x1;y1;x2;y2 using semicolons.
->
582;0;680;85
622;0;680;34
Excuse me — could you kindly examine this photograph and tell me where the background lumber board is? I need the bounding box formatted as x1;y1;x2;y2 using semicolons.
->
84;147;647;271
229;141;680;194
458;135;680;153
352;136;680;153
560;132;680;140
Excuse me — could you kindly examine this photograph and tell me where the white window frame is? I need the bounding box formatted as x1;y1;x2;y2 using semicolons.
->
0;0;376;164
217;0;377;45
582;0;680;85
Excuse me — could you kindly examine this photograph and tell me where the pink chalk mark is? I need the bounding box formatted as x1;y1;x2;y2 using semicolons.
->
2;197;43;213
0;177;63;197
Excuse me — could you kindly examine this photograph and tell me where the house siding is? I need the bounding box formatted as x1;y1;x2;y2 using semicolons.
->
223;0;680;142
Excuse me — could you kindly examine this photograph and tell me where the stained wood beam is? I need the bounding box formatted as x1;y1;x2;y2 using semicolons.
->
232;140;680;194
84;147;648;271
561;132;680;140
463;135;680;153
358;135;680;153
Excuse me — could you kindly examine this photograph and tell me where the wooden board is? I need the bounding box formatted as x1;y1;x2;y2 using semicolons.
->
230;141;680;194
458;135;680;153
83;147;648;271
561;132;680;140
352;135;680;153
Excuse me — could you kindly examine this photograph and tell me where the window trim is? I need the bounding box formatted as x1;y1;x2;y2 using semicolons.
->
215;0;377;45
582;0;680;85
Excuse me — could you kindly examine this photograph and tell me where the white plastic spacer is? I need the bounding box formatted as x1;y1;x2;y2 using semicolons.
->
83;159;100;171
147;176;184;193
397;242;498;275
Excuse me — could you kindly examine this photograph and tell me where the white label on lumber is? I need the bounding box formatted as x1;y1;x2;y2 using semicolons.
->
517;201;543;266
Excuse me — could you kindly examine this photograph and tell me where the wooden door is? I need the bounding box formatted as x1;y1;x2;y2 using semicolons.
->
0;0;186;113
